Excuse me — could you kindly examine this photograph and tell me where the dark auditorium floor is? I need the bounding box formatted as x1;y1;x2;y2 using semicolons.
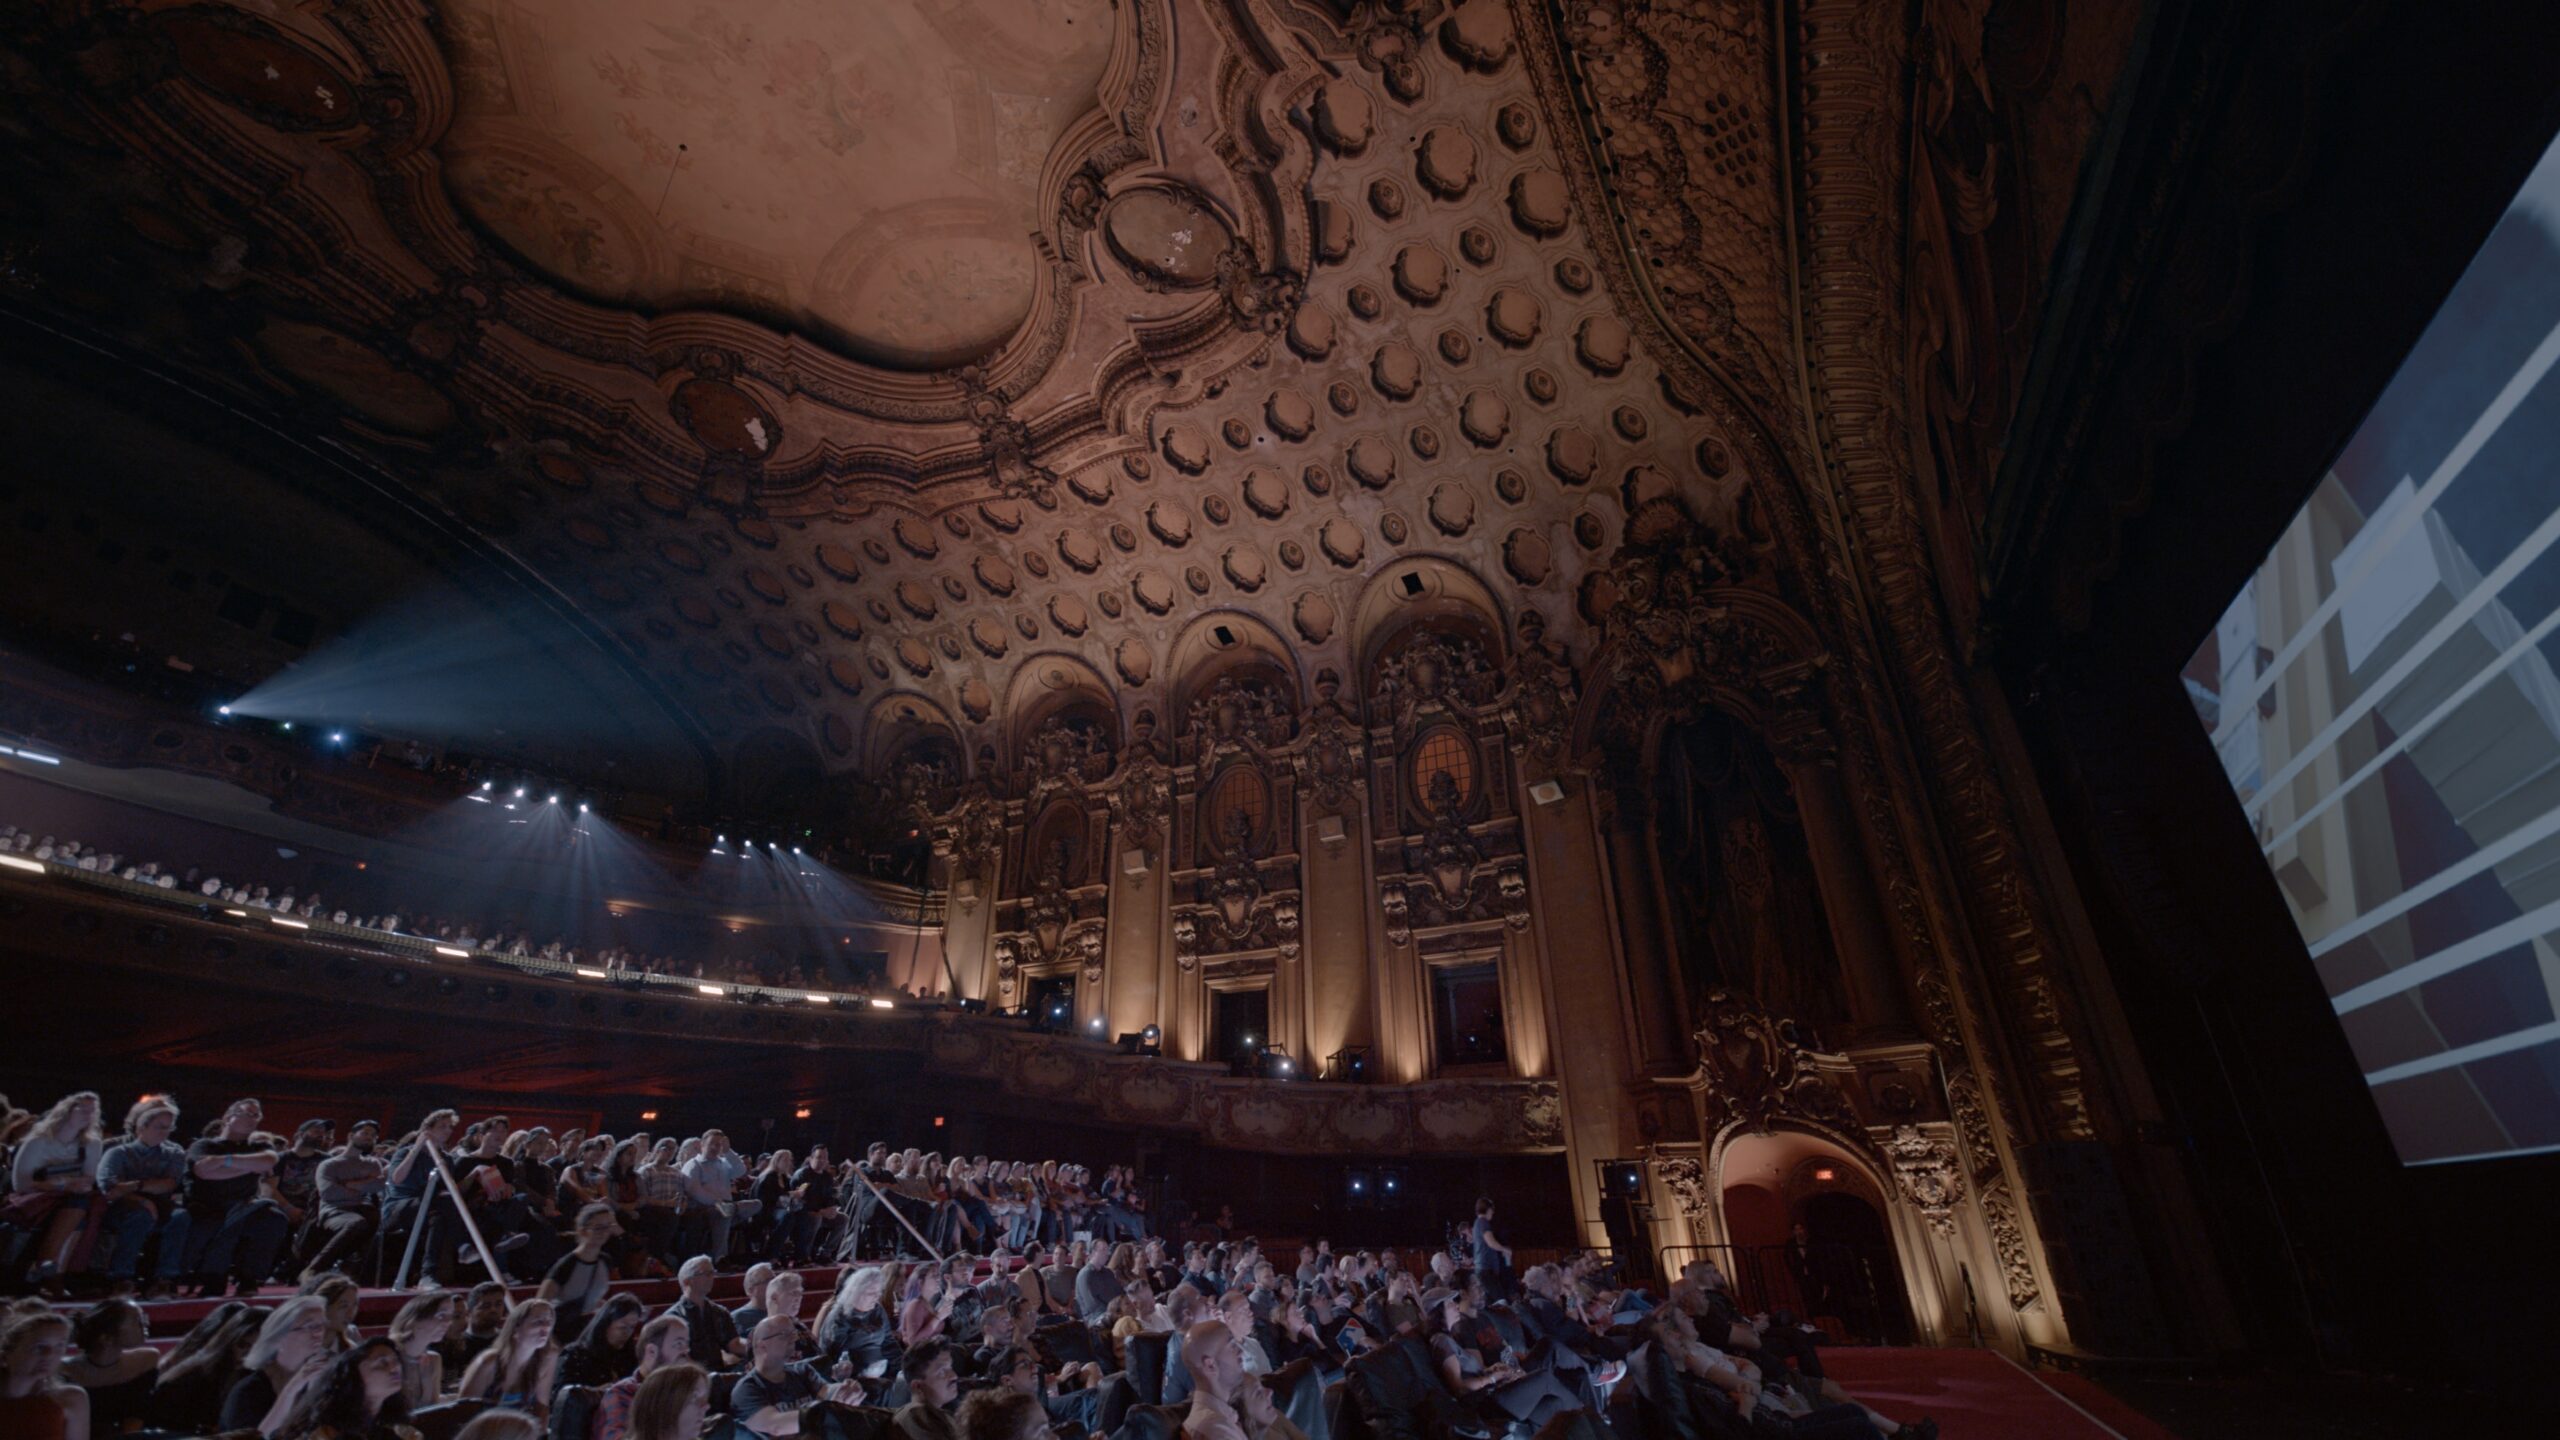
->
2084;1365;2542;1440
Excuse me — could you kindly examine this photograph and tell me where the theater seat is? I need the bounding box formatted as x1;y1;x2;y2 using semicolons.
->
1112;1400;1191;1440
551;1384;601;1440
816;1402;901;1440
1123;1331;1171;1405
709;1369;747;1416
411;1399;495;1440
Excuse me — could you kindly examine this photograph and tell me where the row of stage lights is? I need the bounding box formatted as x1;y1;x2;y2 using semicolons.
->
468;779;591;814
215;704;352;750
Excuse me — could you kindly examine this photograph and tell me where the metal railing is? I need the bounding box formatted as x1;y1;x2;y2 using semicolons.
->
1655;1240;1908;1345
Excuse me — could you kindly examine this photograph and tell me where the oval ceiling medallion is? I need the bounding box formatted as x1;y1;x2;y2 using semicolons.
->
669;378;778;457
157;9;361;130
1103;186;1235;289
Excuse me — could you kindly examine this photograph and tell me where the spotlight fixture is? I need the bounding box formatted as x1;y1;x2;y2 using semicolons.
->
794;1105;812;1120
481;781;493;791
327;731;346;745
1144;1024;1162;1044
514;787;527;799
578;801;590;813
546;794;559;805
217;704;232;715
639;1109;659;1122
716;834;726;842
1088;1016;1104;1032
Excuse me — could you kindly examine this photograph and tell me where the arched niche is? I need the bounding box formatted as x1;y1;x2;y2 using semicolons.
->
862;691;967;782
1350;553;1508;687
1002;652;1122;762
1167;608;1304;719
1653;705;1845;1037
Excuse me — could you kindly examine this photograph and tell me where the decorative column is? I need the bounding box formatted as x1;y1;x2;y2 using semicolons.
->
1104;727;1174;1040
1294;680;1375;1069
929;786;1004;1001
1760;662;1915;1042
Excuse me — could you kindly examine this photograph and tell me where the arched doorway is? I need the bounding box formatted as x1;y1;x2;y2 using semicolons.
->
1715;1129;1916;1344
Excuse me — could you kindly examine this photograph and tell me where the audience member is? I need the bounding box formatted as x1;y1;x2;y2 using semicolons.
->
270;1336;412;1440
385;1290;456;1411
624;1362;710;1440
668;1254;746;1371
0;1308;84;1440
5;1091;105;1292
222;1294;331;1434
456;1299;559;1420
62;1298;158;1431
595;1312;691;1440
185;1098;291;1298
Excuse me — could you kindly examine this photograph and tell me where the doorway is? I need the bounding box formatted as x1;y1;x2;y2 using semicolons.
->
1715;1129;1916;1344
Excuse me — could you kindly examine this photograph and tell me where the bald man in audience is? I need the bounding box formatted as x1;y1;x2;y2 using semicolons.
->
733;1314;863;1435
1178;1319;1307;1440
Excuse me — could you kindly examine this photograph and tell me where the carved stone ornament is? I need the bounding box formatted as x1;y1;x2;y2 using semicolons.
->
1186;673;1295;760
1653;1154;1711;1218
1173;808;1303;968
1506;610;1579;760
897;757;959;822
938;787;1007;876
1372;632;1501;739
1295;671;1368;815
952;364;1057;505
1600;536;1821;728
1885;1124;1964;1238
1105;708;1174;868
1019;716;1113;807
1380;770;1529;941
1689;990;1852;1135
1214;248;1306;335
1346;0;1431;104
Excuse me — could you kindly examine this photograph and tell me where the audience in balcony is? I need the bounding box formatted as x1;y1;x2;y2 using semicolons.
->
1;815;959;1000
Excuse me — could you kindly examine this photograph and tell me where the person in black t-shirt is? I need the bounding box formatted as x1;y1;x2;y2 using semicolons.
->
182;1099;291;1298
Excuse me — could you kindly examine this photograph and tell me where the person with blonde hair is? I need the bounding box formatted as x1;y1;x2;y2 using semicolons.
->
223;1295;332;1434
4;1091;105;1291
386;1290;457;1409
0;1308;87;1440
456;1299;559;1422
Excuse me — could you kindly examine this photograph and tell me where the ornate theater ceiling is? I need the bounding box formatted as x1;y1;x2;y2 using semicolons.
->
0;0;2129;797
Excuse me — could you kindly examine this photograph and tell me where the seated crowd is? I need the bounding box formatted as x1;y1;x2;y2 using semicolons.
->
0;1092;1153;1302
0;1090;1939;1440
0;825;944;998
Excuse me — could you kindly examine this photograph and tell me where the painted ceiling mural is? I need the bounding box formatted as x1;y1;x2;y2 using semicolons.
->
0;0;2127;795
